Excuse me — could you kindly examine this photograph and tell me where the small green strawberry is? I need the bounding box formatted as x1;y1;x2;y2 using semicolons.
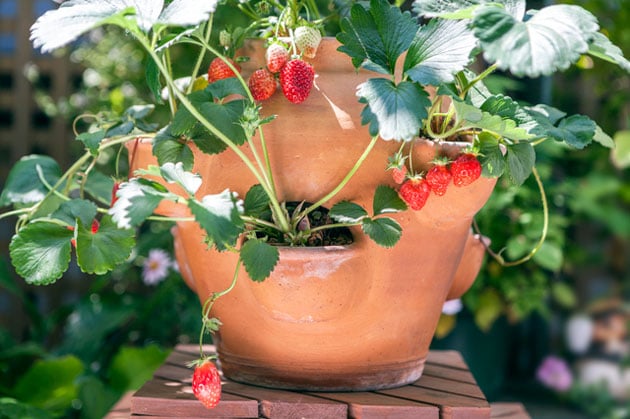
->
294;26;322;59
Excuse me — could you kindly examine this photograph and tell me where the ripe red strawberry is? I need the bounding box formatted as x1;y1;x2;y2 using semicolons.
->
294;26;322;59
207;57;240;83
248;68;276;101
426;164;452;196
399;178;431;211
265;43;289;73
279;59;314;104
91;219;100;234
451;154;482;187
192;360;221;409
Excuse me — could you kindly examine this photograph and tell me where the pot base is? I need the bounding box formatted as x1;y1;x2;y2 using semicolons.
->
219;350;426;391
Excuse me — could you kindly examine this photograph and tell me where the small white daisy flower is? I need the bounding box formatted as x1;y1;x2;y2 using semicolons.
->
142;249;172;286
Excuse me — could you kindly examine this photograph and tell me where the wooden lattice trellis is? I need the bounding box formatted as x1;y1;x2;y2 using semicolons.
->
0;0;81;182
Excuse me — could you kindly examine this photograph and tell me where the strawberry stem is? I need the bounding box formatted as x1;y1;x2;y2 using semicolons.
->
197;259;242;359
475;166;549;266
298;135;379;221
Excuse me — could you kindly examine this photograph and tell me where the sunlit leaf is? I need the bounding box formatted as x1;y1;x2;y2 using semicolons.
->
0;155;61;207
472;5;599;77
9;223;73;285
337;0;416;75
404;19;477;85
357;78;429;141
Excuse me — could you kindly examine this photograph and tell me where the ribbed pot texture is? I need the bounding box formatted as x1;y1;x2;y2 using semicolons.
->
129;38;497;391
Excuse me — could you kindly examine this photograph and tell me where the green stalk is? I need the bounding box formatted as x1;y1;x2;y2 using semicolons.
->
186;19;213;94
197;259;241;359
460;63;498;100
299;135;379;221
141;40;292;233
477;166;549;266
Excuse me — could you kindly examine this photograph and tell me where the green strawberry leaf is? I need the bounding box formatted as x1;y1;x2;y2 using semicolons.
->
76;130;106;156
357;78;430;141
533;241;564;272
52;199;98;227
477;132;505;178
453;100;533;141
206;77;249;100
404;19;477;85
471;4;599;77
190;124;229;155
109;179;167;228
505;142;535;185
156;0;218;27
526;110;596;149
373;185;407;215
550;115;596;149
83;170;116;206
124;104;155;119
0;155;61;207
413;0;525;20
188;190;244;251
611;130;630;169
145;57;162;102
30;1;147;53
108;345;169;392
105;121;135;137
159;162;201;195
361;217;402;248
171;89;247;147
9;222;73;285
587;32;630;73
76;215;135;275
593;125;614;149
243;184;270;218
12;355;84;415
240;239;279;282
337;0;416;75
153;126;194;171
330;201;368;223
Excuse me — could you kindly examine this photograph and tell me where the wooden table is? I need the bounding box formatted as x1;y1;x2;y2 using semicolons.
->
109;344;530;418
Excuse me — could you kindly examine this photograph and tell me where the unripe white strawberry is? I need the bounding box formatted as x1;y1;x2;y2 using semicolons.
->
294;26;322;59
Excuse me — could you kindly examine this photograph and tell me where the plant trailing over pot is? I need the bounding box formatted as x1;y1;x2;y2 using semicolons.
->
1;0;628;407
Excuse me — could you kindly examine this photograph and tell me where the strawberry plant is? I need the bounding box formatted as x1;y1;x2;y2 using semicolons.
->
0;0;628;410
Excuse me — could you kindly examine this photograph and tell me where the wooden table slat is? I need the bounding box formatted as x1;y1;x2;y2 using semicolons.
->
412;374;487;400
132;377;259;418
126;344;514;418
422;363;478;385
223;381;347;419
310;391;439;419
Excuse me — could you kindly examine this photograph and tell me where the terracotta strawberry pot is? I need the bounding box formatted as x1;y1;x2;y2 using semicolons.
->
130;38;497;390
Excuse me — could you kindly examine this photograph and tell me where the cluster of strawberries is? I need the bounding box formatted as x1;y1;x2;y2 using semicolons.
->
207;26;322;104
392;153;482;211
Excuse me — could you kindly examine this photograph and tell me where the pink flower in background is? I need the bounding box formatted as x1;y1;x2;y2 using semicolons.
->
142;249;172;285
536;355;573;392
442;299;463;315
